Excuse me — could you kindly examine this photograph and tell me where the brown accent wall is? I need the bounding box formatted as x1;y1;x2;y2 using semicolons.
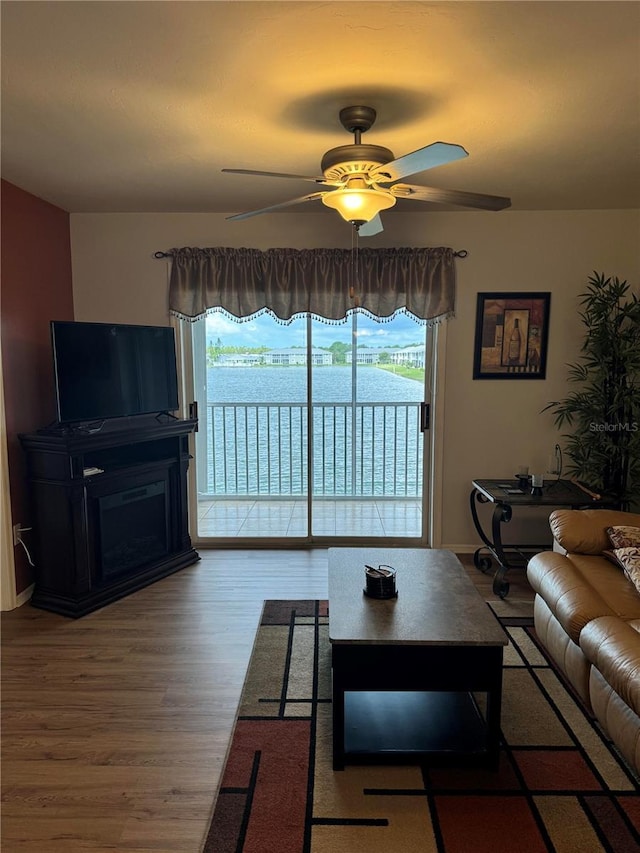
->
1;180;74;594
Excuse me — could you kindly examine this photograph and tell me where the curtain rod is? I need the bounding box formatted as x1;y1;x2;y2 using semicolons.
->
153;249;468;259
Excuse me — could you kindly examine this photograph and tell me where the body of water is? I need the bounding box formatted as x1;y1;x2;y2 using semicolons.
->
201;366;425;497
207;365;424;403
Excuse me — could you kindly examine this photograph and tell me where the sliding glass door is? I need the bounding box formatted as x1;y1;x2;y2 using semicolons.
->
188;310;430;543
309;313;426;538
192;312;308;538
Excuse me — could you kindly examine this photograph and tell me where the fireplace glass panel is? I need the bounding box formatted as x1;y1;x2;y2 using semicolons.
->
98;480;169;579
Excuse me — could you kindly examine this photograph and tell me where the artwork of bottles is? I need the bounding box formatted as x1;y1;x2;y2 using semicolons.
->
473;293;550;379
508;318;522;364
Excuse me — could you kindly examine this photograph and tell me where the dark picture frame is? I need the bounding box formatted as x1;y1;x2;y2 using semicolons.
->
473;292;551;379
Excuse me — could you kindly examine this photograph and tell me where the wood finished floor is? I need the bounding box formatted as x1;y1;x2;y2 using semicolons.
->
1;550;534;853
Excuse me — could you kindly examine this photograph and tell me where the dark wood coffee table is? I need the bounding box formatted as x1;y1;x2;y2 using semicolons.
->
328;548;508;771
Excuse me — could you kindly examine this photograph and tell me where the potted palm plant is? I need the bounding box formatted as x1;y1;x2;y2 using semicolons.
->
543;271;640;508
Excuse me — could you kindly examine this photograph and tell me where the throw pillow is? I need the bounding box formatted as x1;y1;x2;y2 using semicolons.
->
606;525;640;550
613;546;640;594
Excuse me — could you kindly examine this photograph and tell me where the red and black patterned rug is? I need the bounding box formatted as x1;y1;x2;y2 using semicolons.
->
202;600;639;853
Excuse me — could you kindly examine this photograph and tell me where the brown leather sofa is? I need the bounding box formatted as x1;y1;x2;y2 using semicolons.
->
527;508;640;776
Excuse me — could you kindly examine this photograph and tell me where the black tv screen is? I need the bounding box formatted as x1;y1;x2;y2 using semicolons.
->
51;320;179;424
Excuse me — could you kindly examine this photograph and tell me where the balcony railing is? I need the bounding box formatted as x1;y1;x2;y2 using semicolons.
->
200;402;423;498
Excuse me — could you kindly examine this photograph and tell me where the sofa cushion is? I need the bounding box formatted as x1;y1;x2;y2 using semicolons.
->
527;552;616;642
527;551;640;643
579;616;640;717
567;554;640;618
588;666;640;776
533;594;592;706
550;509;640;555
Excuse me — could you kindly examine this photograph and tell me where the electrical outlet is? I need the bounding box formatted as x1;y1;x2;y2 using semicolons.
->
13;523;21;547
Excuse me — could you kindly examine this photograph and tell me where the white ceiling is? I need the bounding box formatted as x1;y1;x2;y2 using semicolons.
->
1;1;639;216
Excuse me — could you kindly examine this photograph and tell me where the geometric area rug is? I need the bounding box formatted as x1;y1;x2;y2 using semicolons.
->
202;601;640;853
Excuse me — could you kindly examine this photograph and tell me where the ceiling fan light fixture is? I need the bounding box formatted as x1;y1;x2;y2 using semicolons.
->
223;105;511;229
322;185;396;223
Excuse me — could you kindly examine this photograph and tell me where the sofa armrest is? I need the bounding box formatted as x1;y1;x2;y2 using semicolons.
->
527;552;616;643
580;617;640;717
550;509;640;555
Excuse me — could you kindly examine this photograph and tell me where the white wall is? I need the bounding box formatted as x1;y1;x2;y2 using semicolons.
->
70;208;640;548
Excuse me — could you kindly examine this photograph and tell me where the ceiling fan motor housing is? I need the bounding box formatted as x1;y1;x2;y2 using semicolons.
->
339;105;377;133
321;144;395;182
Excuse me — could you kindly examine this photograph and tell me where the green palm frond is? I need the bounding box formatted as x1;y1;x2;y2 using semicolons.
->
542;272;640;505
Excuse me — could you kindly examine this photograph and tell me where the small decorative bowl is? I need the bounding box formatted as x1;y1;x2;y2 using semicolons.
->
364;564;397;599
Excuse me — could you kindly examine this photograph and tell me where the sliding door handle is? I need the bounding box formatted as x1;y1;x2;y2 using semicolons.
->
420;402;430;432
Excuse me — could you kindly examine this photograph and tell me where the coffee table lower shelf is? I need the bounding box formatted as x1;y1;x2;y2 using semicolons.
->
341;690;494;768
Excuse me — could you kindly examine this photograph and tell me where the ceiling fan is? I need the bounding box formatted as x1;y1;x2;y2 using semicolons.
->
223;106;511;236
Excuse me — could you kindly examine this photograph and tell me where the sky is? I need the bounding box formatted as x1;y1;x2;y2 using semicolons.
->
205;309;425;349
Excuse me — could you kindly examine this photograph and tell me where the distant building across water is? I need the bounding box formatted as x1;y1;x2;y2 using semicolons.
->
346;345;425;367
213;345;425;368
216;348;333;367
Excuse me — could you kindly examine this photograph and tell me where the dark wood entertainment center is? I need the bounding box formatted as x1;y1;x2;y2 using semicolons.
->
20;416;199;617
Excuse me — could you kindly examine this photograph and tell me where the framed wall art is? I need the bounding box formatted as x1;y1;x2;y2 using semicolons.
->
473;292;551;379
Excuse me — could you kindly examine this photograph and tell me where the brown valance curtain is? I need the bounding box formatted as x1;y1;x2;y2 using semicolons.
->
165;246;456;324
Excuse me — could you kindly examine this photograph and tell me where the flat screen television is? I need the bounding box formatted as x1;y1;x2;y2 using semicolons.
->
51;320;179;425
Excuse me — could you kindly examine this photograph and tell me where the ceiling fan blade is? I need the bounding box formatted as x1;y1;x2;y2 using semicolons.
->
392;183;511;211
357;214;384;237
226;192;326;221
222;168;333;185
371;142;468;183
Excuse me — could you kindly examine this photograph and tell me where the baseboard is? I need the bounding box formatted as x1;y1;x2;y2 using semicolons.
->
443;544;479;554
15;583;34;608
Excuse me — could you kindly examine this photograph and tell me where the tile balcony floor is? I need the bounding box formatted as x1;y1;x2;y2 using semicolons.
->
197;498;423;538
